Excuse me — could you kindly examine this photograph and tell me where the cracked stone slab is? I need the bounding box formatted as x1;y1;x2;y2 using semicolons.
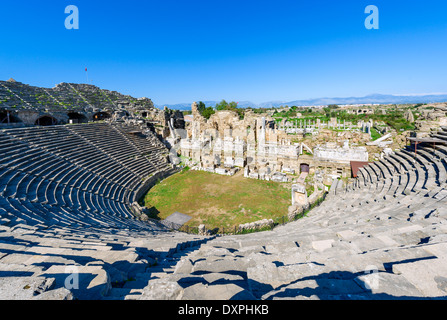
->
182;283;256;300
392;258;447;297
354;272;424;298
312;240;334;252
336;230;358;240
0;277;55;300
138;279;184;300
38;265;111;300
32;288;74;300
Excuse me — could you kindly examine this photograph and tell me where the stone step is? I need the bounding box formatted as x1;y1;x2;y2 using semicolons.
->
392;257;447;297
354;272;425;298
106;287;143;300
0;276;57;300
37;265;111;300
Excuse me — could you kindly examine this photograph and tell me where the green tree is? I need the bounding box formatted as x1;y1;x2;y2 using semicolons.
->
216;99;229;111
195;101;215;119
214;99;244;119
229;101;238;109
202;107;215;120
197;101;206;114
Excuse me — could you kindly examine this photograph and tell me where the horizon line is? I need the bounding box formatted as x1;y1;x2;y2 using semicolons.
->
156;92;447;107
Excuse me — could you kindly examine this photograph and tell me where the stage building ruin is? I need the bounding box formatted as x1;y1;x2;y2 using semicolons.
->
179;102;370;183
179;103;305;181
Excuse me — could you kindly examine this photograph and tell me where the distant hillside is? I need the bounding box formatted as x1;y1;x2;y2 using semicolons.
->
156;93;447;111
284;93;447;107
155;100;260;111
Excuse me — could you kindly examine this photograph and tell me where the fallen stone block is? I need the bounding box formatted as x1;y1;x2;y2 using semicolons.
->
0;262;44;277
193;257;249;274
397;224;423;234
424;243;447;259
174;258;194;274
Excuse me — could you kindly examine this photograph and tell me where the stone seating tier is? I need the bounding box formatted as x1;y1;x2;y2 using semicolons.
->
0;80;155;111
0;125;446;300
0;123;172;223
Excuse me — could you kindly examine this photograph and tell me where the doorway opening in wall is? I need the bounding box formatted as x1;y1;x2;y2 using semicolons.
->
93;112;111;121
35;116;57;126
300;163;310;173
67;112;88;124
0;111;21;124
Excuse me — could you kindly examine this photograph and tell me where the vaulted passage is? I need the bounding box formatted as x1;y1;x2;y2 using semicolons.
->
300;163;310;173
0;111;22;124
35;116;58;126
93;112;111;121
67;112;88;124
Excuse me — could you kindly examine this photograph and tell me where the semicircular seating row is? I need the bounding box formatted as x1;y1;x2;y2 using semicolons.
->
150;128;447;300
1;124;446;299
0;123;172;232
320;126;447;223
355;133;447;198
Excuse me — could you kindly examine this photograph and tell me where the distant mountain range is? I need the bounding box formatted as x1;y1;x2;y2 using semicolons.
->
156;93;447;111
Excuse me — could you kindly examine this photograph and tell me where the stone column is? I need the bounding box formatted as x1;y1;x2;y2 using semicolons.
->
261;117;266;143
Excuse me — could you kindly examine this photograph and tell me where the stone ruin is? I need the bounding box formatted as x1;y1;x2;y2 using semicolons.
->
0;92;447;300
178;103;378;217
0;80;150;126
1;123;446;300
178;103;379;207
414;104;447;134
0;80;185;141
314;140;369;163
1;82;447;300
179;102;302;181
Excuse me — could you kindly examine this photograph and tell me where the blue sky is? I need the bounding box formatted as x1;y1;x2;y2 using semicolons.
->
0;0;446;105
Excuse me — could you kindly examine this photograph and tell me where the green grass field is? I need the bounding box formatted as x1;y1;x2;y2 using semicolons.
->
143;169;291;230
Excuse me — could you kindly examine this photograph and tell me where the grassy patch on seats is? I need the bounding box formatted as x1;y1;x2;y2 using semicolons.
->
143;170;291;230
370;127;382;141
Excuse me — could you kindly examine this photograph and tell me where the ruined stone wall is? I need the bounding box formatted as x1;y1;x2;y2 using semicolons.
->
314;142;369;163
181;103;302;180
414;104;447;133
181;103;368;182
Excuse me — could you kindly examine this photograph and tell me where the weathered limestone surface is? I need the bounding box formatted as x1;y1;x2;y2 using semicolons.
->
181;105;302;180
0;125;446;300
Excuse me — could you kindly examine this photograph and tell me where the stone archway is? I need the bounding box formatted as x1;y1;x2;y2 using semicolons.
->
300;163;310;174
0;111;22;124
92;112;111;121
67;112;88;124
35;116;58;126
